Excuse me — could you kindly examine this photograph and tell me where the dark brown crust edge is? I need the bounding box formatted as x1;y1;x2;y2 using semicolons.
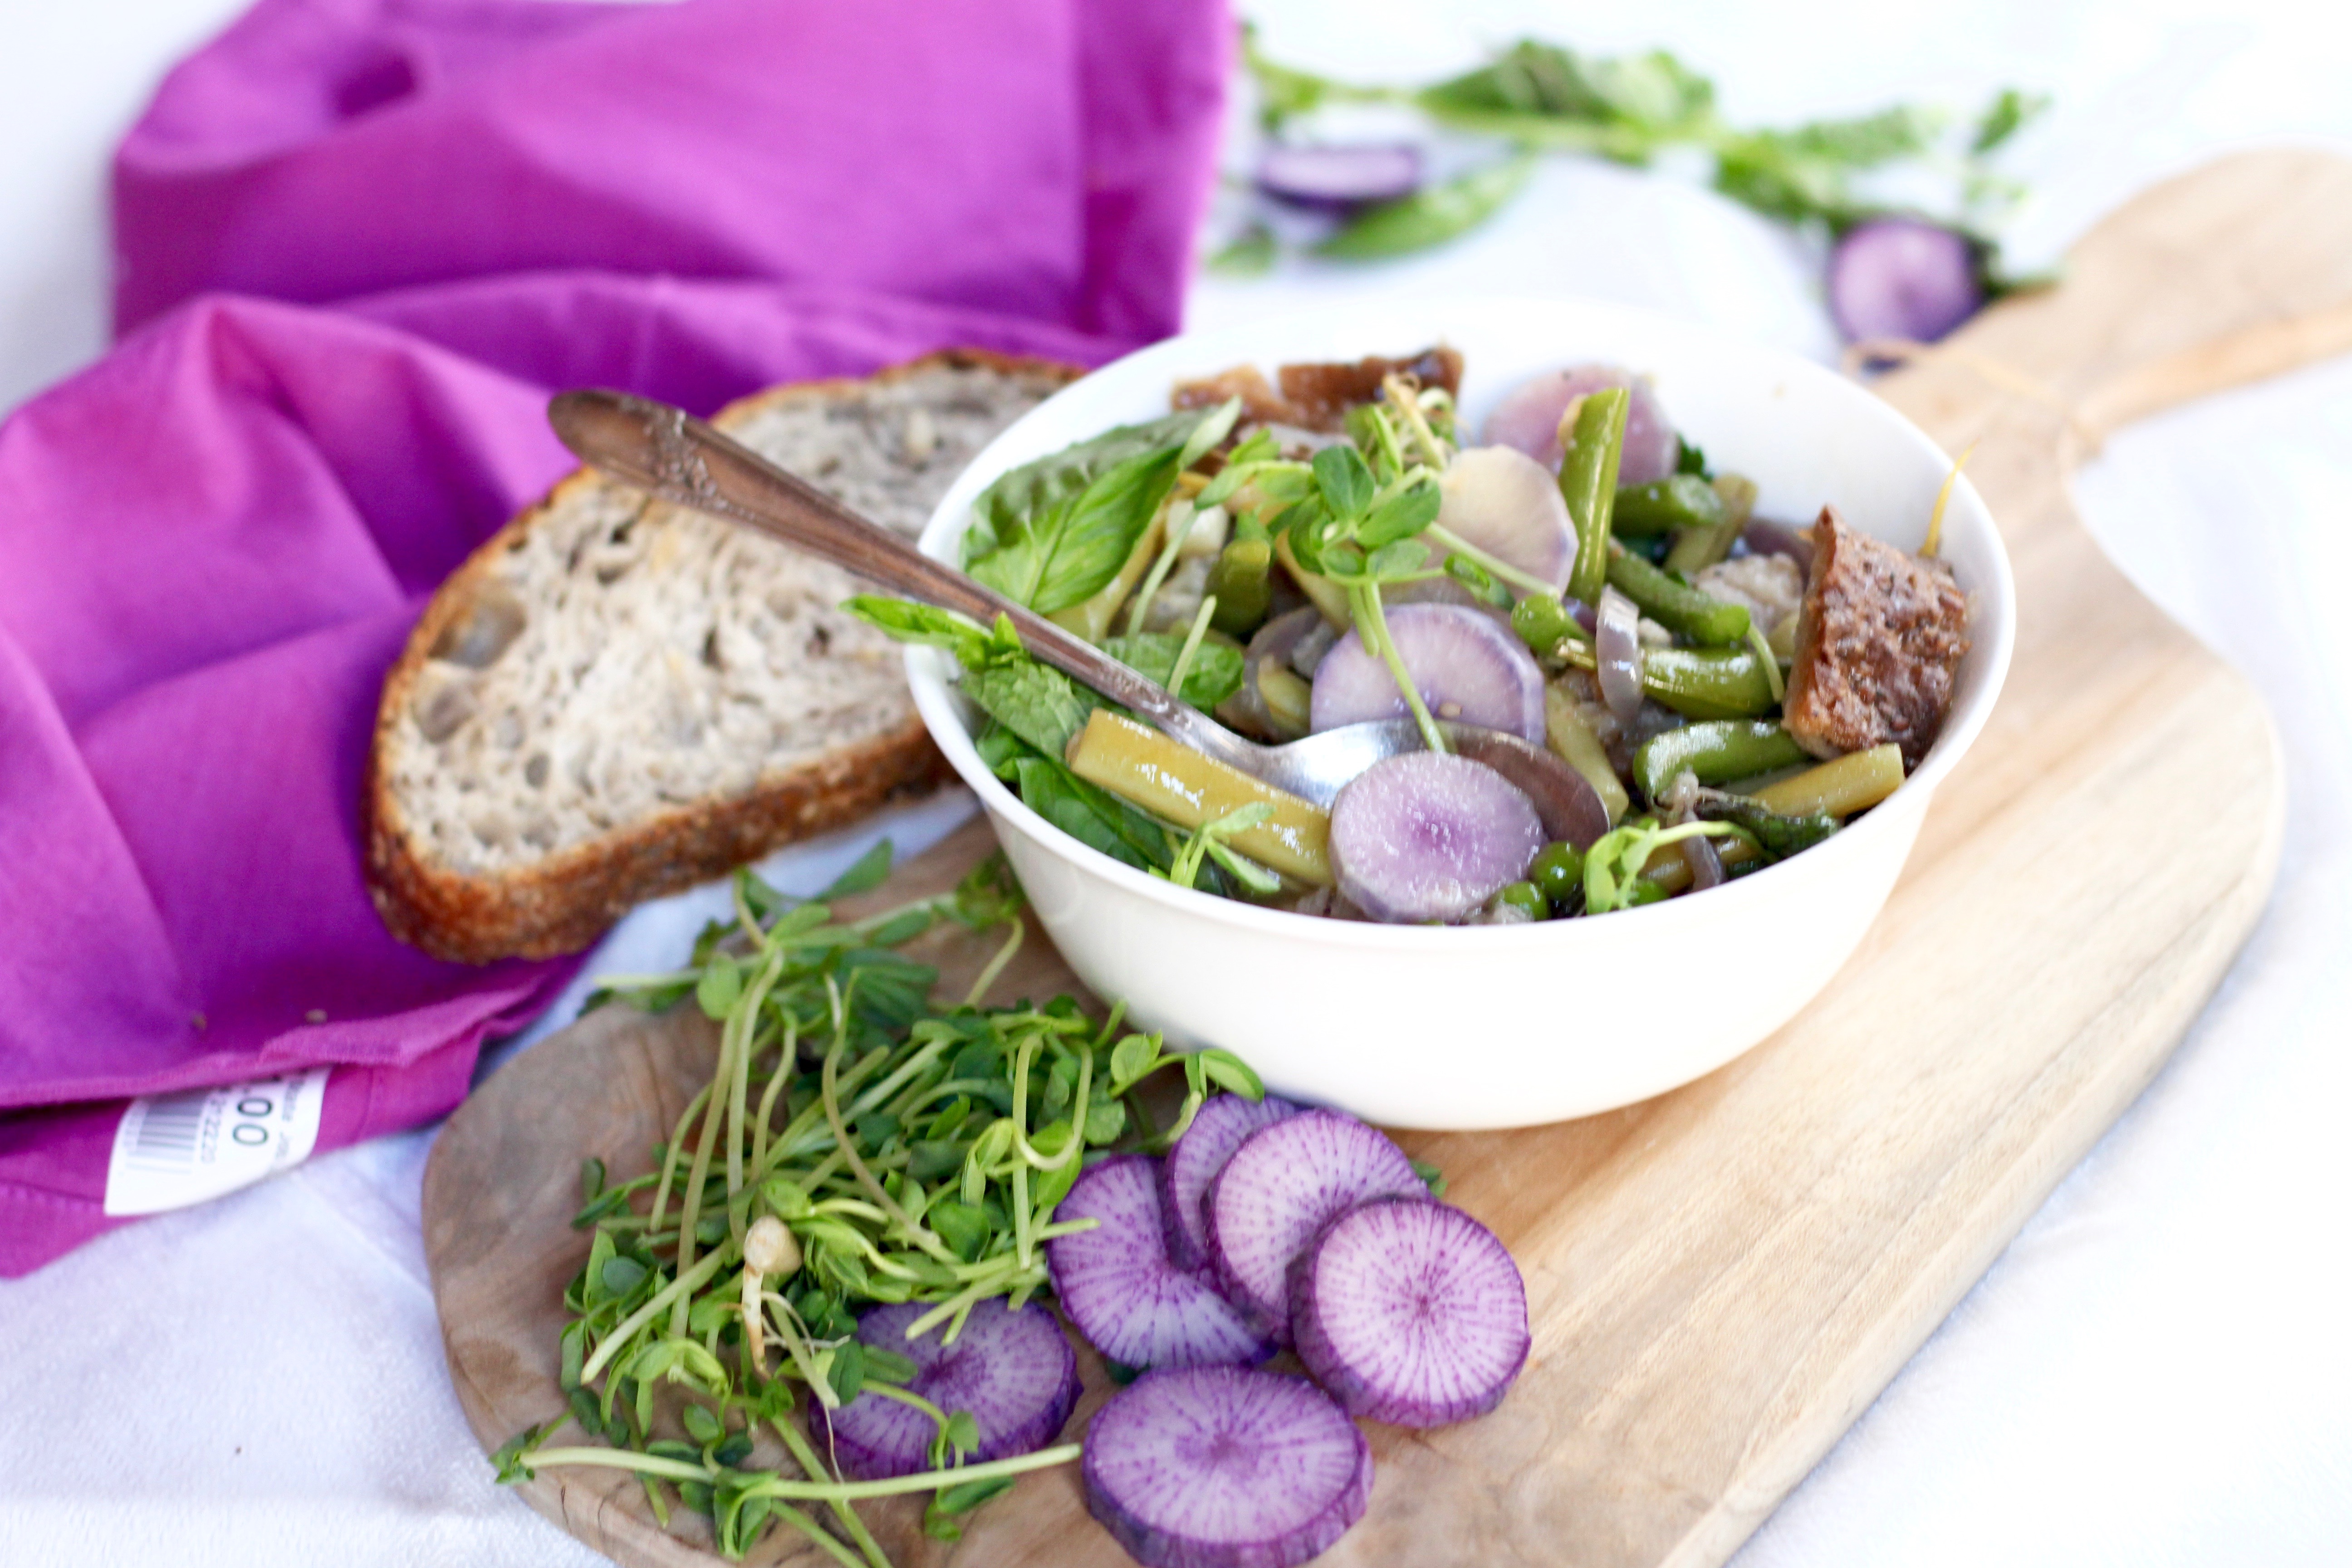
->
363;348;1083;965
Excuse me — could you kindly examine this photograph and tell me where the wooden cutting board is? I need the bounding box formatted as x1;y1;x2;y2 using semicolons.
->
425;148;2352;1568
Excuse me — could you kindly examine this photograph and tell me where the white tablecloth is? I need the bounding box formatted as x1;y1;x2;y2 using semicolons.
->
4;3;2350;1563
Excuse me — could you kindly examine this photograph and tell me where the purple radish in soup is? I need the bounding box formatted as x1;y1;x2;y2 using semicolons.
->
1326;752;1545;924
1048;1154;1274;1370
1435;445;1576;591
811;1298;1078;1479
1160;1093;1302;1273
1083;1366;1372;1568
1256;143;1422;212
1481;363;1679;484
1309;602;1544;744
1291;1198;1530;1428
1206;1109;1425;1343
1828;217;1983;345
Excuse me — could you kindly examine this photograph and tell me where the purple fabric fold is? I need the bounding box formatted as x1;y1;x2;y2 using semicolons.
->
2;0;1228;1275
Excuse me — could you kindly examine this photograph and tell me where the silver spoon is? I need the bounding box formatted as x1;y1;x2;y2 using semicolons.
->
547;389;1606;843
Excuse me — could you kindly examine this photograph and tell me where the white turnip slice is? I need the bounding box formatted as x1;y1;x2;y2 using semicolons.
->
1291;1197;1530;1428
1434;445;1577;592
1325;752;1544;925
1480;363;1679;484
1160;1093;1302;1273
1048;1153;1274;1371
1309;602;1545;745
1205;1109;1424;1343
1828;217;1983;344
813;1298;1078;1479
1082;1366;1372;1568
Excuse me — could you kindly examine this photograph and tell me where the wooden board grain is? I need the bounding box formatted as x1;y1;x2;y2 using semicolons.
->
425;149;2352;1568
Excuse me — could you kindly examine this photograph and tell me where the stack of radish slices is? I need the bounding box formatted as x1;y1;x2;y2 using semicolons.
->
1057;1100;1530;1568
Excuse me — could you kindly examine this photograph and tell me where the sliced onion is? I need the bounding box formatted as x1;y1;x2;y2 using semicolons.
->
1595;588;1644;728
1221;607;1329;740
1741;519;1814;576
1679;833;1725;892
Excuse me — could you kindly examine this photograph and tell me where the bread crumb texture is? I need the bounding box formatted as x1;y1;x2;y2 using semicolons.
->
379;358;1067;876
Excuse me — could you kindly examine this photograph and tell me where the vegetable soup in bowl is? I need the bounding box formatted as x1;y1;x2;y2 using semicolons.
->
897;296;2013;1130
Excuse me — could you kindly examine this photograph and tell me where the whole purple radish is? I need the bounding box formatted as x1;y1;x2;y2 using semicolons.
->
811;1298;1077;1479
1083;1366;1372;1568
1828;218;1983;344
1309;602;1545;744
1435;446;1577;592
1161;1093;1302;1273
1326;752;1544;924
1292;1197;1529;1428
1481;363;1679;484
1257;143;1422;212
1048;1154;1274;1370
1206;1109;1424;1343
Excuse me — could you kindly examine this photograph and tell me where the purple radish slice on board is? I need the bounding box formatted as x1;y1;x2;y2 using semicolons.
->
1828;218;1984;345
1206;1109;1425;1342
812;1298;1078;1479
1257;143;1422;211
1160;1093;1303;1273
1309;602;1545;745
1435;446;1577;591
1480;363;1679;485
1048;1154;1275;1370
1326;752;1545;925
1291;1197;1530;1428
1083;1366;1372;1568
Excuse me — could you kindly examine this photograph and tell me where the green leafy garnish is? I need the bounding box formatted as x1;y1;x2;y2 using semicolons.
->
1319;154;1536;259
1583;817;1740;913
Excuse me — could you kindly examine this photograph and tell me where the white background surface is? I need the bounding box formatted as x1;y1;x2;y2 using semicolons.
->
4;1;2351;1563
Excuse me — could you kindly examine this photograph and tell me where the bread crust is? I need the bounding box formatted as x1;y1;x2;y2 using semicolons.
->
364;348;1079;965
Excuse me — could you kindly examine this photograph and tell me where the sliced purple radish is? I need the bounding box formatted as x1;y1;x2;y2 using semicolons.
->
1206;1109;1424;1342
1083;1366;1372;1568
1309;602;1544;745
1048;1154;1275;1370
1325;752;1544;925
1161;1093;1303;1273
1435;446;1576;592
1480;364;1679;485
813;1298;1078;1479
1257;143;1422;212
1291;1198;1529;1429
1828;218;1983;345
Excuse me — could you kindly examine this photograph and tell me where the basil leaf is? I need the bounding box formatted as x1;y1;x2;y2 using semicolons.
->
964;413;1198;566
1318;155;1537;259
1178;397;1245;472
844;596;992;667
1099;632;1245;710
1011;757;1167;872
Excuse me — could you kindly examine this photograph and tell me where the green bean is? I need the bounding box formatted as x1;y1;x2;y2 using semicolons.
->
1663;474;1758;576
1206;538;1274;637
1316;154;1536;259
1632;720;1809;804
1561;387;1630;605
1611;474;1725;538
1749;743;1905;818
1605;548;1750;647
1641;647;1779;719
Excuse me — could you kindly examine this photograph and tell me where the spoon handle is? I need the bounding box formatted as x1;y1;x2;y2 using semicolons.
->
546;389;1196;736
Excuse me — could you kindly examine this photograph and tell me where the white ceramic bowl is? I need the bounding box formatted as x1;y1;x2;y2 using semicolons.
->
909;296;2013;1130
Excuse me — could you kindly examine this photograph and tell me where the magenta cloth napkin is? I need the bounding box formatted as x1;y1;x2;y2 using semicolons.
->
0;0;1228;1276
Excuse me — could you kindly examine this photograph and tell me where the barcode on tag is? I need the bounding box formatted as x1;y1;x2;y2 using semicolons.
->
104;1067;333;1217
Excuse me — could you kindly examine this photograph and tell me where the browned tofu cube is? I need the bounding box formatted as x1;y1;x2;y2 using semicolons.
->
1782;505;1971;768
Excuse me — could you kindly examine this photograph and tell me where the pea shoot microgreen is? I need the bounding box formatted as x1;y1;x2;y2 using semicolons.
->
1582;817;1740;913
503;848;1273;1563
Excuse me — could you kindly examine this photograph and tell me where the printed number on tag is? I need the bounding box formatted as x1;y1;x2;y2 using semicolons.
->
103;1068;333;1217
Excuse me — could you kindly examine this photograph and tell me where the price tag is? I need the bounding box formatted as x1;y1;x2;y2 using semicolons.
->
103;1068;333;1217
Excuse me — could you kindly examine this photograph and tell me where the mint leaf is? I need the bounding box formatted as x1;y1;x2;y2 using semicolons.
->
962;660;1099;759
1100;632;1245;710
844;597;991;666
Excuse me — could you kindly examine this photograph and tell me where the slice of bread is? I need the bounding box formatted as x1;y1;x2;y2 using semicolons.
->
364;349;1079;963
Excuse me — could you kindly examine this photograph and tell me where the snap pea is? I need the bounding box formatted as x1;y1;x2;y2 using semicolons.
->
1641;647;1779;719
1205;538;1274;637
1561;387;1631;605
1605;547;1750;647
1748;743;1906;818
1663;474;1759;577
1611;474;1724;539
1632;720;1810;805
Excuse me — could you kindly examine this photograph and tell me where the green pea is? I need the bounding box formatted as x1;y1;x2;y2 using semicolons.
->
1528;842;1585;911
1496;881;1548;920
1509;595;1581;654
